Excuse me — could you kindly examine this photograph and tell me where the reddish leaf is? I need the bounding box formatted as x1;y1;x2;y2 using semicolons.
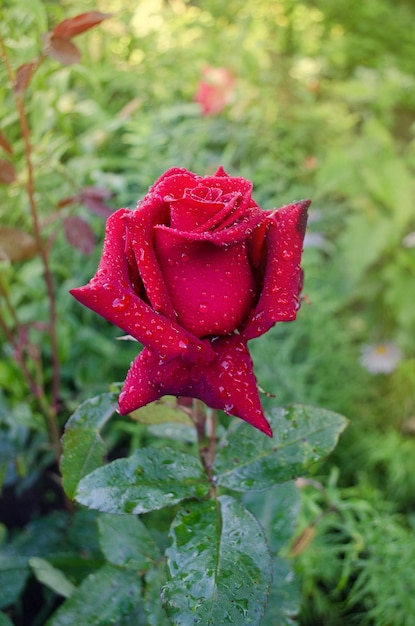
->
81;186;113;201
64;215;95;255
52;11;112;39
0;159;16;184
0;227;38;262
13;61;39;94
0;132;13;156
80;187;114;217
43;34;82;66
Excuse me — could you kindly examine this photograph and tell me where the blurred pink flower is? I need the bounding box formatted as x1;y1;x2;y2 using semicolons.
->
194;66;235;115
359;341;403;374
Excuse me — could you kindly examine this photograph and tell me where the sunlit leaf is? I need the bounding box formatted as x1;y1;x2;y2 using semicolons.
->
45;564;142;626
60;393;117;499
0;227;37;262
214;405;348;491
75;448;210;514
29;557;76;599
0;160;16;185
43;34;82;66
162;496;272;625
52;12;112;39
130;396;193;426
98;513;160;570
63;215;95;255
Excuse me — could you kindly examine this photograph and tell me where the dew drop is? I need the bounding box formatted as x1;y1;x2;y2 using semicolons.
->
180;253;190;262
112;294;131;311
179;338;189;351
198;303;208;313
282;249;294;261
145;329;153;338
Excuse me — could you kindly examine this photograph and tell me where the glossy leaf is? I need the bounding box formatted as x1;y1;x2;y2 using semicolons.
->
63;215;95;255
45;564;142;626
98;513;160;570
75;447;210;514
52;12;112;39
29;557;76;598
162;496;272;625
214;405;348;491
60;393;117;499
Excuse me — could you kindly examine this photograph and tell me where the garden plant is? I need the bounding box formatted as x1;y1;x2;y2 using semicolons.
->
1;1;414;625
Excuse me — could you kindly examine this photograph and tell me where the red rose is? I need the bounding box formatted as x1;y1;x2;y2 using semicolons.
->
70;167;309;436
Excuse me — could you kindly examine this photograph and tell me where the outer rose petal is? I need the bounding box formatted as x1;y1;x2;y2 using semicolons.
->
70;209;214;365
242;199;310;340
118;335;273;437
155;228;256;337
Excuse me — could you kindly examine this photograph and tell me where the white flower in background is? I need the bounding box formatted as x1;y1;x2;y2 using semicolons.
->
359;341;403;374
402;231;415;248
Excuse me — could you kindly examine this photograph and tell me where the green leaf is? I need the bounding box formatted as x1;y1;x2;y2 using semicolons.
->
98;513;160;570
45;564;142;626
162;496;272;625
61;393;117;498
261;557;301;626
214;405;348;491
130;396;193;426
0;612;14;626
75;447;210;514
243;481;301;554
144;563;171;626
0;556;30;609
243;483;302;625
29;557;76;599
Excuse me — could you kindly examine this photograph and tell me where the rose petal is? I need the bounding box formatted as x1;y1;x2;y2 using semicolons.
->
155;229;256;336
242;199;310;340
70;209;214;365
118;335;272;436
123;196;176;318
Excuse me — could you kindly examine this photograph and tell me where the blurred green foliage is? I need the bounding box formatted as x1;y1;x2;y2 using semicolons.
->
1;0;415;624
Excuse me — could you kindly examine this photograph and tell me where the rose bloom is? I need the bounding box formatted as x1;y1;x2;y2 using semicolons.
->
71;167;309;436
194;66;235;115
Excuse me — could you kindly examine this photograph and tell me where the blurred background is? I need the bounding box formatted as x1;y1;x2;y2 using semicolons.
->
1;0;415;624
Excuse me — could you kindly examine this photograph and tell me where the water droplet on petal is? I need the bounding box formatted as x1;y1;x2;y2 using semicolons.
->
198;303;208;313
103;282;114;291
179;338;189;351
112;294;131;311
180;253;190;262
282;249;294;261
